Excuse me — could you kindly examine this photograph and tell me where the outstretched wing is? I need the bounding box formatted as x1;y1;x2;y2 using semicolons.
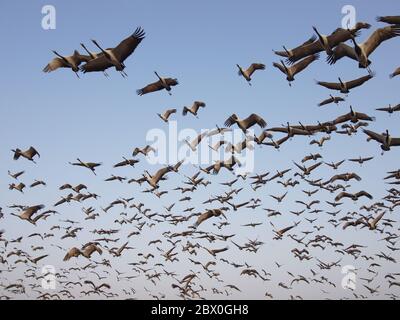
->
363;129;385;143
291;54;319;76
376;16;400;25
43;57;68;73
80;54;113;73
246;63;266;76
327;43;357;65
113;27;145;62
363;25;400;57
244;114;267;128
136;80;164;96
316;80;341;91
272;62;287;75
346;73;374;90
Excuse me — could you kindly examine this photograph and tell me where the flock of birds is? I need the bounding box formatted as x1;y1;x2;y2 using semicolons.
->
2;14;400;300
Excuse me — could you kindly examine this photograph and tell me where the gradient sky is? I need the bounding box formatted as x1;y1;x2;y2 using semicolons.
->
1;1;400;300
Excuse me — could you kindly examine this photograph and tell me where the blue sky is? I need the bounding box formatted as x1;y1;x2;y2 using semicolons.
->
1;1;400;300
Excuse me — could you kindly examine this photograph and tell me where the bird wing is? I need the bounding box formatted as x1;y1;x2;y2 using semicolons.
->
334;192;349;202
272;62;287;75
291;54;319;76
318;97;334;107
390;67;400;78
363;129;385;143
356;191;373;199
165;78;179;86
165;109;177;118
43;57;68;72
153;167;172;182
346;74;374;89
390;137;400;146
113;27;145;62
80;54;113;72
246;63;265;76
326;27;356;46
224;114;236;127
376;16;400;24
372;212;385;225
276;135;290;145
308;162;322;171
193;101;206;110
244;114;267;128
286;41;322;64
362;25;400;57
28;147;40;157
136;80;164;95
195;211;213;227
327;43;357;65
316;80;341;90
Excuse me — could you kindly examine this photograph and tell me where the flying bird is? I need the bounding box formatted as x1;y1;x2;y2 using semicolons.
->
327;25;400;70
224;113;267;132
236;63;266;85
316;73;374;94
69;159;102;175
157;109;177;123
44;50;91;77
137;72;178;96
273;54;319;86
80;27;145;76
182;101;206;117
12;147;40;163
318;95;345;107
363;129;400;152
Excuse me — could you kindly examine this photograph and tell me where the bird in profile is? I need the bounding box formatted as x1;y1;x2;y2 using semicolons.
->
182;101;206;118
137;72;178;96
194;209;226;228
69;158;102;175
43;50;91;78
236;63;266;85
11;147;40;163
318;95;345;107
10;205;46;225
8;170;24;180
80;27;145;76
9;183;26;193
157;109;177;123
30;180;46;188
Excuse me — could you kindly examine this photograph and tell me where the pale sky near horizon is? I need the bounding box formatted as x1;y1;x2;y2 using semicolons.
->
1;1;400;300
